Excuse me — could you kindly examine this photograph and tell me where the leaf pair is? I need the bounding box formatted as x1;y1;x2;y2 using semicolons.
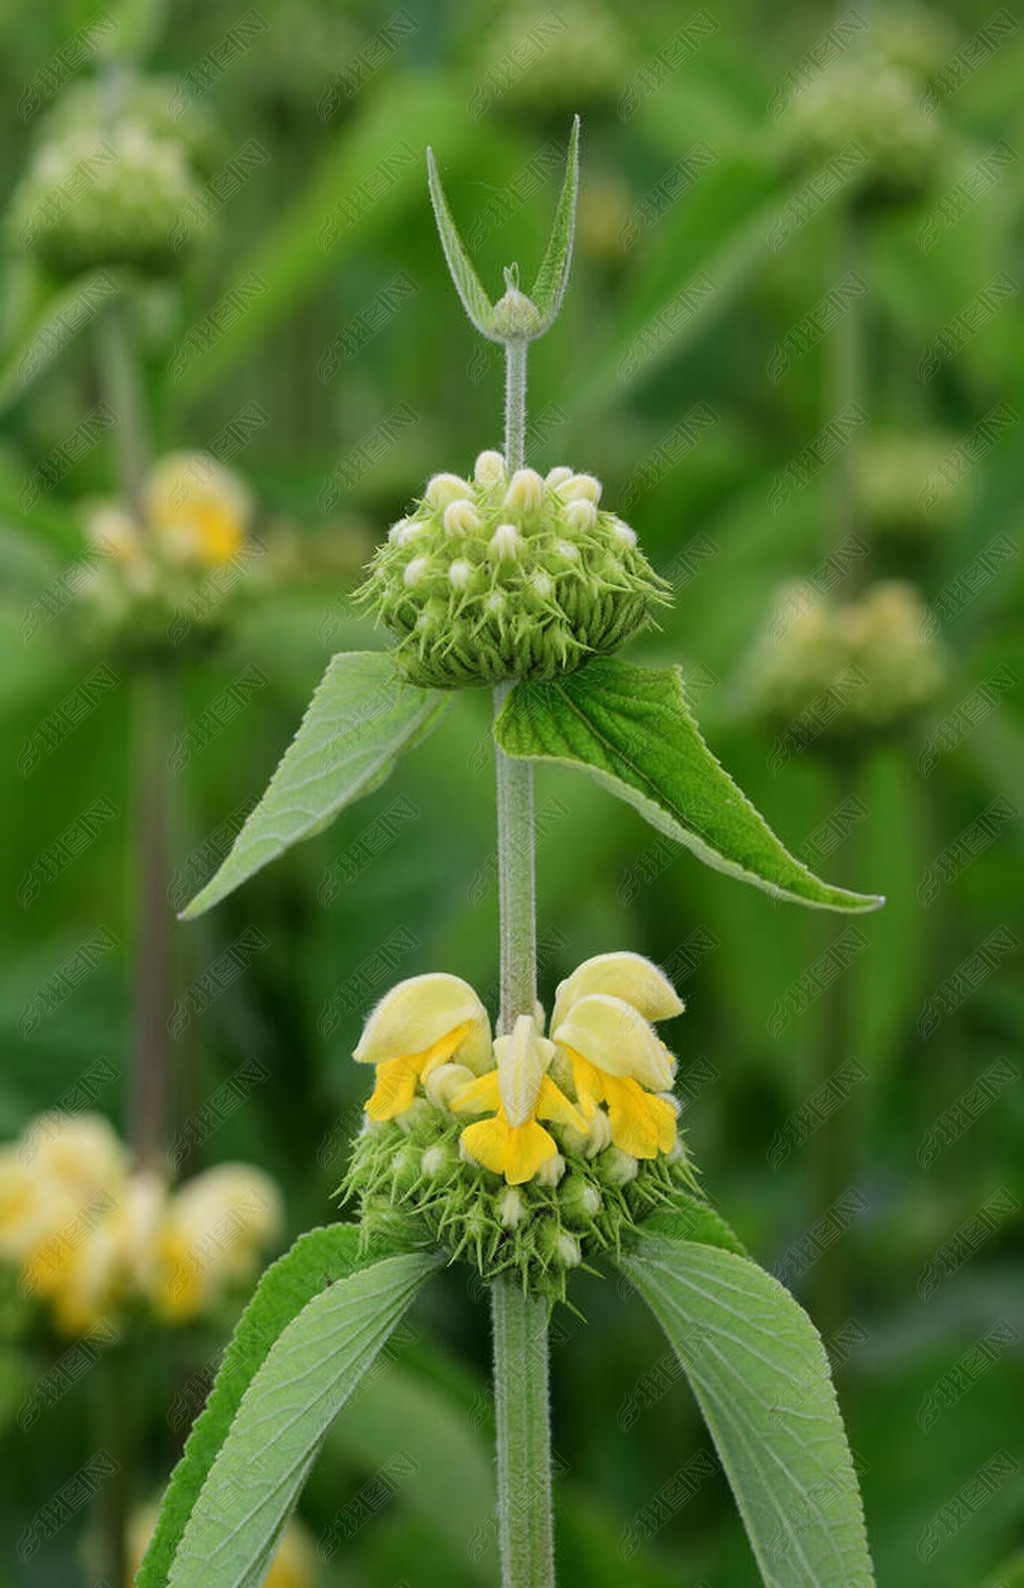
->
182;651;881;921
142;1198;874;1586
427;115;579;342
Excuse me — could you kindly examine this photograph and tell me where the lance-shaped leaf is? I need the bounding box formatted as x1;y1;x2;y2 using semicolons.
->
617;1232;875;1587
139;1224;393;1587
494;658;883;913
426;145;498;340
428;117;580;344
165;1247;439;1586
529;113;580;333
182;651;448;919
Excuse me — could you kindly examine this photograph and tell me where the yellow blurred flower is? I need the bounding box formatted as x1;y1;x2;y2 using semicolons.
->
83;451;251;572
0;1113;282;1336
152;1163;283;1324
145;451;251;565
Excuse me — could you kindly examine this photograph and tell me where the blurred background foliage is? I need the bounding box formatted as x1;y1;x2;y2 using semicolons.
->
1;0;1023;1583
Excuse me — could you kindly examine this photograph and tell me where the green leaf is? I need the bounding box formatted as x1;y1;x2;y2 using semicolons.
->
139;1224;373;1588
617;1236;875;1587
166;1248;438;1586
181;651;449;919
530;114;580;332
495;658;883;914
426;146;497;340
638;1189;749;1259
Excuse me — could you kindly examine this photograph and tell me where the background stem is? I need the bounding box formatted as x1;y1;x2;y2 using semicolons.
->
98;295;150;529
491;1277;556;1588
96;295;174;1171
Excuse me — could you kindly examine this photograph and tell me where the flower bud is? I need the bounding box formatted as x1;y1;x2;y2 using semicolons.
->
359;460;669;689
538;1222;581;1267
597;1147;640;1187
558;474;602;504
498;1187;527;1228
563;499;598;533
474;450;507;489
426;473;473;508
503;469;545;516
443;499;482;536
489;523;524;561
561;1173;602;1226
535;1152;566;1188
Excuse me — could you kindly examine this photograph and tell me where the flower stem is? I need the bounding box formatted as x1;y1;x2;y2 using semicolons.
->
494;679;537;1035
490;337;552;1588
494;334;538;1034
503;337;528;474
491;1276;556;1588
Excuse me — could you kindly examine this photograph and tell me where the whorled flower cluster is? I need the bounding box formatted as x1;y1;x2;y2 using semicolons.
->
9;76;218;278
358;452;669;688
343;954;695;1297
782;58;941;203
76;450;254;657
474;1;632;113
751;579;945;740
0;1114;282;1337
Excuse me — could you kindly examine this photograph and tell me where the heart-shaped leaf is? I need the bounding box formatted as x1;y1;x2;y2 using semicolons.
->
494;658;883;913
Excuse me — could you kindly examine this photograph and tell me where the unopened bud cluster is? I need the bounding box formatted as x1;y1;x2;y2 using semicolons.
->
10;77;218;277
359;452;668;688
344;1109;695;1302
782;59;940;204
752;580;945;740
476;2;630;113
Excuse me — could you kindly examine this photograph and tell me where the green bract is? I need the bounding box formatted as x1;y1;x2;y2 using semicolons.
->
344;1109;703;1303
359;455;668;689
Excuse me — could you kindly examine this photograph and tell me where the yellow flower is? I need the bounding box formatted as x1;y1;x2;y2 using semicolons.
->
145;450;251;565
454;1014;586;1184
550;953;682;1159
354;973;491;1122
51;1171;166;1337
152;1163;283;1323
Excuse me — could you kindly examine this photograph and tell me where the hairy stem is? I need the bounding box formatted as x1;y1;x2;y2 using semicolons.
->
491;336;551;1587
494;678;537;1034
492;1277;556;1588
503;337;528;474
